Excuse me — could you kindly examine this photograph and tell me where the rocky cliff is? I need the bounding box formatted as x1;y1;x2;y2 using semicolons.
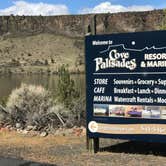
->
0;10;165;37
0;9;165;74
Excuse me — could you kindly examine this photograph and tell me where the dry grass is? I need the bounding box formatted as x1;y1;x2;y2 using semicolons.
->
0;130;166;166
0;130;83;164
0;34;84;74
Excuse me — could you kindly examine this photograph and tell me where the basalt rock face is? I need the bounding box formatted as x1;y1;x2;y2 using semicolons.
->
0;10;165;38
95;10;164;34
0;15;92;37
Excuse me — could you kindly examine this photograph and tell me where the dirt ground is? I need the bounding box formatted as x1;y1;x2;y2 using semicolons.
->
0;130;166;166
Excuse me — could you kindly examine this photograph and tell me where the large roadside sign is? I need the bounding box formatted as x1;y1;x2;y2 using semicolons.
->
85;30;166;142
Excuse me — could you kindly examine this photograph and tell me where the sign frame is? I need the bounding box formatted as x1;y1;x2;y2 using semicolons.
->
85;30;166;152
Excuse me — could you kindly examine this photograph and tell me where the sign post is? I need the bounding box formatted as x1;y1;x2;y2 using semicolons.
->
85;30;166;152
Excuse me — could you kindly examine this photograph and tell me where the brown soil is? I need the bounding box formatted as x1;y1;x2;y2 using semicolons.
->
0;130;166;166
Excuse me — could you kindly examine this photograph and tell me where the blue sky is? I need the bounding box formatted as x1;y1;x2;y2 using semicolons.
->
0;0;166;15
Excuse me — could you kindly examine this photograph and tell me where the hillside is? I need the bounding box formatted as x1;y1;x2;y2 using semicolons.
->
0;34;84;74
0;9;166;74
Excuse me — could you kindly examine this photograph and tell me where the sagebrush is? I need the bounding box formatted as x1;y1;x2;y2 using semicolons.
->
6;84;63;129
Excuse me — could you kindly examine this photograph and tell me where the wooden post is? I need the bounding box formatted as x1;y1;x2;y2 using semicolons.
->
94;137;99;153
86;136;99;153
86;135;90;150
86;14;99;153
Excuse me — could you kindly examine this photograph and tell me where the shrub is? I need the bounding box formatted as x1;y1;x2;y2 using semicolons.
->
66;97;86;127
0;96;8;107
44;59;49;65
6;84;56;128
0;105;9;124
5;81;85;130
57;64;80;108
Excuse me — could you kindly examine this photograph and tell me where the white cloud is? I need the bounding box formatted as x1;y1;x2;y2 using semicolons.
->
0;1;69;16
80;2;154;14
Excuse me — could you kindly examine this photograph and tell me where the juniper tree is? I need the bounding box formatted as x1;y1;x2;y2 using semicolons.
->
57;64;80;108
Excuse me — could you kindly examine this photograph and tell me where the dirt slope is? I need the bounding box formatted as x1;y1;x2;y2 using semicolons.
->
0;34;84;74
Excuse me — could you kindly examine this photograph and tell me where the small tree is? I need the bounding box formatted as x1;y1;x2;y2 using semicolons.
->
57;65;80;108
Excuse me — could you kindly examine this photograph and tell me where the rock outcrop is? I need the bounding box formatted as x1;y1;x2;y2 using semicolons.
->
0;10;165;38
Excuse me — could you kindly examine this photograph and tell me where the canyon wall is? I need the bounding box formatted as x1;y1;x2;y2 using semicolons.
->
0;10;165;38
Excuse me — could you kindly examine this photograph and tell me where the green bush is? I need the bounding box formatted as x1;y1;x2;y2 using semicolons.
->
57;65;80;108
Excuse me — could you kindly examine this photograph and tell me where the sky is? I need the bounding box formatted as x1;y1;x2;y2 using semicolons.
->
0;0;166;16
